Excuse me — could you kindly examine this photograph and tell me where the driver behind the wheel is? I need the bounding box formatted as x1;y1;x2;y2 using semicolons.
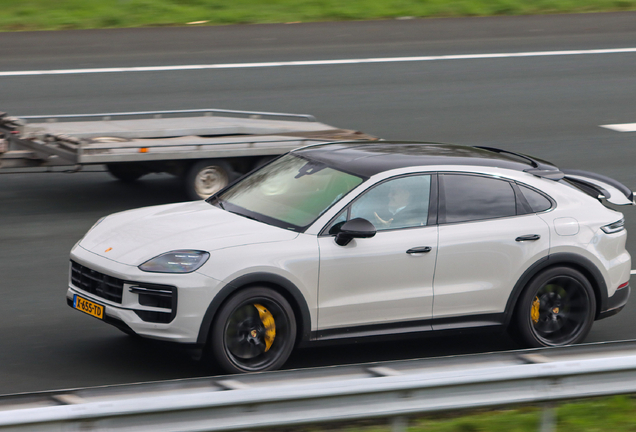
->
373;184;413;228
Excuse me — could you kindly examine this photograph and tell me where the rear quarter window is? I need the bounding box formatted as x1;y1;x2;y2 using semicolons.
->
517;184;552;212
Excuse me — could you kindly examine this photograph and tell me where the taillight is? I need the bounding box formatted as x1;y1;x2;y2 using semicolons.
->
601;218;625;234
617;282;629;290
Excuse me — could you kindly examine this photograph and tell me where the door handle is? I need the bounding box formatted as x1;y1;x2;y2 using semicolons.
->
515;234;541;242
406;246;432;254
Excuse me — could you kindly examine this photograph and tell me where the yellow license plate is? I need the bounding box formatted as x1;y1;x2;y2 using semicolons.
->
73;295;104;319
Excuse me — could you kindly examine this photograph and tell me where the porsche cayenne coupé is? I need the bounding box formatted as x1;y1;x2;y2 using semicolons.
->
68;142;633;373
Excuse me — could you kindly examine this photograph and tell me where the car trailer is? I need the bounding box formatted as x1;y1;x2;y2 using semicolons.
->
0;108;374;199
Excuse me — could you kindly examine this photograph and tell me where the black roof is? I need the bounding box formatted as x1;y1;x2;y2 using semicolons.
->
294;142;559;178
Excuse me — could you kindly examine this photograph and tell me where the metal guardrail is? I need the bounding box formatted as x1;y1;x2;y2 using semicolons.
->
2;340;636;431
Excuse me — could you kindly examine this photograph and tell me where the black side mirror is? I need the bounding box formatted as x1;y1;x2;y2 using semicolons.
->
335;218;376;246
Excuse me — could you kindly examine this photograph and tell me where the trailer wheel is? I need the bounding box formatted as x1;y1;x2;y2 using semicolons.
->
185;159;233;200
106;163;146;183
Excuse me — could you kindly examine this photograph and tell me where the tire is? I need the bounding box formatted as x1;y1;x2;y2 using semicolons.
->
210;287;296;373
106;163;146;183
515;266;596;347
184;159;233;200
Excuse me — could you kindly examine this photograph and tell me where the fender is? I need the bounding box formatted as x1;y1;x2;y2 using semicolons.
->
196;272;312;346
503;252;608;326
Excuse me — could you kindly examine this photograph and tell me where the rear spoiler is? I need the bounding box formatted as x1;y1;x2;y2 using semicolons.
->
474;147;634;206
562;169;635;206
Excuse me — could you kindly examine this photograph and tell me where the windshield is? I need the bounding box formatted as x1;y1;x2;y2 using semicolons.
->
214;154;364;231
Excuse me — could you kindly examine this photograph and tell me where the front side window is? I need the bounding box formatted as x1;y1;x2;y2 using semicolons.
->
440;174;516;224
328;175;432;233
215;154;364;230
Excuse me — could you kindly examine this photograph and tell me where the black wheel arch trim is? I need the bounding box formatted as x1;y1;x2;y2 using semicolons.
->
196;272;312;346
504;252;608;326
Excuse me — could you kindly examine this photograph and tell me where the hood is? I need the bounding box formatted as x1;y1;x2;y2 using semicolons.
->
79;201;298;265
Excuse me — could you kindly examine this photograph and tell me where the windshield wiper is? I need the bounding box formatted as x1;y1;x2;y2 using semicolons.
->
208;196;225;210
229;210;261;223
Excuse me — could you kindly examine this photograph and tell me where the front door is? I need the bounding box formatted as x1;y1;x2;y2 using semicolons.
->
317;174;438;331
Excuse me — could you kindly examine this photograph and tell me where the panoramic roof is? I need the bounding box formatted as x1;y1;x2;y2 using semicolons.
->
294;142;548;178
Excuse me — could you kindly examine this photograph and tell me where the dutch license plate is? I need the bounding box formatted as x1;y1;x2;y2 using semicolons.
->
74;295;104;319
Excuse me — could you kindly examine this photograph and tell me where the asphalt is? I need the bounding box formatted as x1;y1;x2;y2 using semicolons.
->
1;12;636;394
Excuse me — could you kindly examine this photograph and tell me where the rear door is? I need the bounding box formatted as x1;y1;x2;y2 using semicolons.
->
432;174;551;327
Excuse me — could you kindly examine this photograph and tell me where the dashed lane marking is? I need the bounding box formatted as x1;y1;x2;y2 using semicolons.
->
601;123;636;132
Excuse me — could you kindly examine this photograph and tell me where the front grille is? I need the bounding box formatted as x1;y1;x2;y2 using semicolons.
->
71;261;124;304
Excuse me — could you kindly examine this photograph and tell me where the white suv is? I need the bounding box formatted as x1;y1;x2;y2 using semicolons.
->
67;142;632;373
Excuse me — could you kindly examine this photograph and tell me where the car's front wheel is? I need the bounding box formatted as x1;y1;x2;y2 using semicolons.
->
210;287;297;373
515;266;596;347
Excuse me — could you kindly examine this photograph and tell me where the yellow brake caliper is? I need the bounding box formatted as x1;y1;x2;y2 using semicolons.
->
253;304;276;352
531;296;541;324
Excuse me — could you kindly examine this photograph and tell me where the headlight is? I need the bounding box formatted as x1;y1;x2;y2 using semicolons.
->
601;218;625;234
139;250;210;273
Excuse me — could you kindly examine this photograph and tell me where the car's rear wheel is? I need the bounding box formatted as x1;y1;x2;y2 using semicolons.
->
516;266;595;347
210;287;296;373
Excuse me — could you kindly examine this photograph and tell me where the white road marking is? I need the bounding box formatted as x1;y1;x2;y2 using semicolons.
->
1;47;636;77
601;123;636;132
631;270;636;275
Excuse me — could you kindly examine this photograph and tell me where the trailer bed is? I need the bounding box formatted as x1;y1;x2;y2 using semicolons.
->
0;108;374;199
1;109;372;168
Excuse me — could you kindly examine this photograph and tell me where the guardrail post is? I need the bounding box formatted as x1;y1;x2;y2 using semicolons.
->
391;416;407;432
540;403;556;432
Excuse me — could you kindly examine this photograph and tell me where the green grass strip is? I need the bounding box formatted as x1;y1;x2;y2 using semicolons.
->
1;0;635;31
285;395;636;432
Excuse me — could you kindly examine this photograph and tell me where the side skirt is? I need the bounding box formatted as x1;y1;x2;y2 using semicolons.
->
310;313;504;343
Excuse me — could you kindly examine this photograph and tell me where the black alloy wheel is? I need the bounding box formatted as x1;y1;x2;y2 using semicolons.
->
516;266;596;347
210;287;296;373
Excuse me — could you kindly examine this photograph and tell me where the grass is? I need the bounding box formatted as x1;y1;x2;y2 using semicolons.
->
283;395;636;432
0;0;635;31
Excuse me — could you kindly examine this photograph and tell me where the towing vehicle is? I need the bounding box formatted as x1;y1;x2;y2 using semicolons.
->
0;108;373;199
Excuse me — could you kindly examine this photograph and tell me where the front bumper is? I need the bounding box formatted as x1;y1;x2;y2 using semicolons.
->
66;296;136;335
68;245;222;343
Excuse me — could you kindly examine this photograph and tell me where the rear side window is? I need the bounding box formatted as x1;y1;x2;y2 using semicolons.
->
440;174;516;224
518;184;552;212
